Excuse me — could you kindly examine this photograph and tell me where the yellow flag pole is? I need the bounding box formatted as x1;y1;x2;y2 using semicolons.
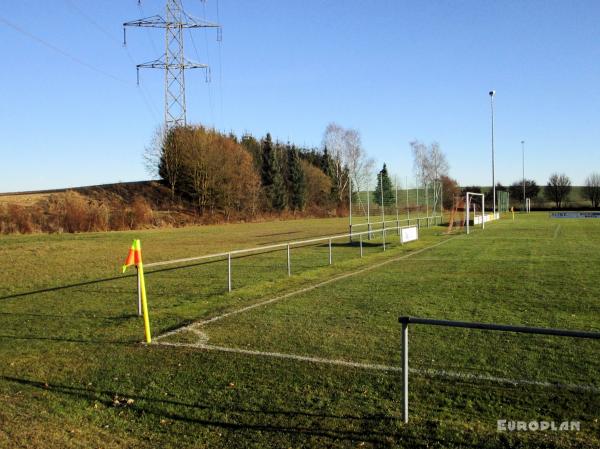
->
136;240;152;343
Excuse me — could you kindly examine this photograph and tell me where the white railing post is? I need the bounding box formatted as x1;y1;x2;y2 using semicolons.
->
402;320;409;424
287;243;291;276
382;229;386;251
136;267;142;316
482;194;486;230
328;238;332;265
359;233;363;258
466;193;470;235
227;253;232;292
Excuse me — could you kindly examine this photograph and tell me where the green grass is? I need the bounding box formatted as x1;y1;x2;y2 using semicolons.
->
0;214;599;448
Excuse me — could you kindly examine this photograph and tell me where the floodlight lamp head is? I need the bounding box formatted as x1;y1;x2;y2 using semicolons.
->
489;90;496;97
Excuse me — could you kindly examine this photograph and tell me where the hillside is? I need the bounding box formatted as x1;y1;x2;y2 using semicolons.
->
0;180;201;234
0;180;172;207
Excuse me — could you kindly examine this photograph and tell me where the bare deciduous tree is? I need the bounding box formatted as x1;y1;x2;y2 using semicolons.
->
584;173;600;208
144;126;186;199
545;173;572;209
426;142;450;182
322;123;347;202
410;140;449;183
143;126;168;180
410;140;428;184
344;128;374;193
322;123;373;202
410;140;450;211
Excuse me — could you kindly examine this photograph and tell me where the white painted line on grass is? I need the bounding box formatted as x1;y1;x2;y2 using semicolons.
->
154;340;599;394
152;233;599;394
553;224;561;239
154;236;460;342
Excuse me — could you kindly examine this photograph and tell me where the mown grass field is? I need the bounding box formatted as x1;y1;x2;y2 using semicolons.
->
0;214;598;448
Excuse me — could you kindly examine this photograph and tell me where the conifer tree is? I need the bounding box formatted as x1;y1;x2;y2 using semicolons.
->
288;148;307;211
261;134;287;210
261;133;274;188
270;148;287;211
374;163;394;206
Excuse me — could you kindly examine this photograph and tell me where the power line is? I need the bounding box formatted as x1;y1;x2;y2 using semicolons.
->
124;0;221;129
137;1;160;56
0;14;128;84
216;0;224;126
62;0;160;121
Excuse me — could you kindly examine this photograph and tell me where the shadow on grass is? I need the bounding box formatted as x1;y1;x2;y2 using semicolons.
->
0;311;139;320
1;257;238;302
0;334;137;345
0;241;386;302
0;375;481;447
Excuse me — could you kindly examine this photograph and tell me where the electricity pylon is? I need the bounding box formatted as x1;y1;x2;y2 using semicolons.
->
124;0;220;129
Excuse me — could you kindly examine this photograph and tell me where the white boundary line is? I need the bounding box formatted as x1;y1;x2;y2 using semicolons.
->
155;340;599;393
553;224;562;239
152;233;600;394
154;236;459;341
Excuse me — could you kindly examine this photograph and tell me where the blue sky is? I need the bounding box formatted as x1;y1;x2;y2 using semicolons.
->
1;0;598;192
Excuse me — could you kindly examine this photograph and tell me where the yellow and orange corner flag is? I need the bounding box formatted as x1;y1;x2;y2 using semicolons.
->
121;239;152;343
122;239;142;273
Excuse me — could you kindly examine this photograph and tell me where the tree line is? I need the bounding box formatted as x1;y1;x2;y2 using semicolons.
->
147;123;380;218
461;172;600;209
148;124;461;220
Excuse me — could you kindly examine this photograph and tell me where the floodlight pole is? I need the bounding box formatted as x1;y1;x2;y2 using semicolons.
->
416;175;420;225
521;140;526;212
381;175;385;224
349;176;352;240
367;181;371;239
406;176;410;222
425;182;429;225
489;90;496;216
394;176;400;226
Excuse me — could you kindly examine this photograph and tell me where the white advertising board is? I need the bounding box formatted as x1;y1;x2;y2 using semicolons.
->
551;212;600;219
401;226;418;243
474;213;499;225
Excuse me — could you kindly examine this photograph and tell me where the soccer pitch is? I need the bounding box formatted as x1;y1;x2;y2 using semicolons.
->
0;214;598;448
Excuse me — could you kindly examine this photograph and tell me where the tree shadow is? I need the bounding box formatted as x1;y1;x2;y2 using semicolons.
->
0;334;137;345
0;311;138;320
1;237;399;303
0;375;481;447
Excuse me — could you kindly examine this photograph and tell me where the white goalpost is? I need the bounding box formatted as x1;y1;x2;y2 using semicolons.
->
466;192;485;235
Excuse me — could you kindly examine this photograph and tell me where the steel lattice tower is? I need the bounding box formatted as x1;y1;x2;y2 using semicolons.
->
124;0;220;129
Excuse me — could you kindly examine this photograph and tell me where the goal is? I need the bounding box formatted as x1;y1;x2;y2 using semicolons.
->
466;192;485;235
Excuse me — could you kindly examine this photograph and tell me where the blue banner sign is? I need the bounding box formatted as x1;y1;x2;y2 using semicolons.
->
550;212;600;219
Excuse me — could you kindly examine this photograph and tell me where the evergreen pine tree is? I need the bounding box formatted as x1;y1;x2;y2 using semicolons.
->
288;148;307;211
261;133;287;210
374;163;394;206
320;146;339;201
321;146;333;177
261;133;274;188
270;147;287;211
